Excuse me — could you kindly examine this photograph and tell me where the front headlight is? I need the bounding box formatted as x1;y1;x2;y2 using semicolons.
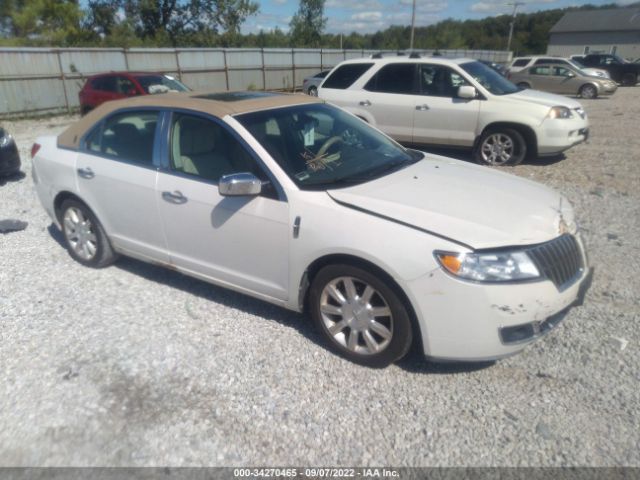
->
435;250;540;282
548;106;573;119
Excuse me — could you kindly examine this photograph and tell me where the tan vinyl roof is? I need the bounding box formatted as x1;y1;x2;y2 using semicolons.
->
58;91;323;150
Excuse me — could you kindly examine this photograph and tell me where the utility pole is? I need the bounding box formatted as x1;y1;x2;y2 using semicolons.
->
409;0;416;50
506;2;524;53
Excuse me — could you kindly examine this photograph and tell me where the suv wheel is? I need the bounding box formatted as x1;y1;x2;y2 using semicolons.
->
309;264;413;367
308;86;318;97
475;128;526;166
622;73;637;86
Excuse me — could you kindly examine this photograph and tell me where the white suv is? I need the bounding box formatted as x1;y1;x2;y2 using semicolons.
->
318;56;590;166
509;55;610;79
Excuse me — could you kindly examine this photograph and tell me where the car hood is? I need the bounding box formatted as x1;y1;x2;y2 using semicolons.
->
505;88;583;109
327;155;566;250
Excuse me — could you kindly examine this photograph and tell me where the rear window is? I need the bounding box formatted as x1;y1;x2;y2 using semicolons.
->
322;63;374;89
512;58;531;67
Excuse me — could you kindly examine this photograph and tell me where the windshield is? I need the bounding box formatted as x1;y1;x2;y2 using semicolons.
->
567;59;590;74
136;75;189;93
460;61;520;95
235;103;420;190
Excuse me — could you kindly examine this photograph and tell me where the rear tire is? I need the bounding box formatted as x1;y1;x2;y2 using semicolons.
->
309;264;413;368
474;128;527;166
80;105;93;116
517;82;529;89
60;199;117;268
622;73;637;86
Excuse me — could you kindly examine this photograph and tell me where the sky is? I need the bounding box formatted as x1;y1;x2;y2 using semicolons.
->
241;0;638;34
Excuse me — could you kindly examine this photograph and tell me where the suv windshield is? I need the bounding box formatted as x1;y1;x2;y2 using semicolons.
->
236;103;420;190
135;75;189;93
460;61;520;95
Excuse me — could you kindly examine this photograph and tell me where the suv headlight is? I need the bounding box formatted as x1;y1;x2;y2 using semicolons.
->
548;106;573;119
435;250;540;282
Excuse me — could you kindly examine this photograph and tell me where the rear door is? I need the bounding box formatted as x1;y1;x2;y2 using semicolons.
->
76;109;168;262
357;63;417;143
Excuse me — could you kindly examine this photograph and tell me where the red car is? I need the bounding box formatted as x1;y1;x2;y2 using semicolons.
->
78;72;190;115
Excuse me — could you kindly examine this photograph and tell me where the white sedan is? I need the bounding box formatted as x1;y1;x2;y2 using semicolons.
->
32;91;591;367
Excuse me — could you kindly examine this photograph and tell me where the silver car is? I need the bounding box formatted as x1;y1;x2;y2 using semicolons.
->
511;64;618;99
302;70;330;96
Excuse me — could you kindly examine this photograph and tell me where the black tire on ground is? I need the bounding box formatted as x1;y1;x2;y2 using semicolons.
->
579;84;598;99
308;86;318;97
517;82;529;89
309;264;413;368
80;106;93;116
59;199;118;268
621;73;637;87
474;128;527;166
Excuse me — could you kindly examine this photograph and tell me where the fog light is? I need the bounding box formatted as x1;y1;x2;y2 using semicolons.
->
499;323;535;344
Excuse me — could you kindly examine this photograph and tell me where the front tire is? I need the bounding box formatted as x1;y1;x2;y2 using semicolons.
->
579;84;598;99
474;128;527;166
309;264;413;367
517;82;529;89
60;199;117;268
308;86;318;97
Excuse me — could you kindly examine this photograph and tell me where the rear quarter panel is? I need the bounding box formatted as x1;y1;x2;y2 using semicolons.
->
33;137;78;226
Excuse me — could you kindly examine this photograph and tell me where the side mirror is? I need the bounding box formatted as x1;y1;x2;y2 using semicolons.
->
458;85;477;99
567;72;576;78
219;172;262;197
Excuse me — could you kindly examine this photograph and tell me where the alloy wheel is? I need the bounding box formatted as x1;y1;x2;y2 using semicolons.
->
319;276;393;355
481;133;515;165
63;206;98;260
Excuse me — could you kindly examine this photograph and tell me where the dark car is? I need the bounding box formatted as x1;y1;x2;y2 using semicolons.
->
78;72;190;115
578;54;639;86
0;127;21;177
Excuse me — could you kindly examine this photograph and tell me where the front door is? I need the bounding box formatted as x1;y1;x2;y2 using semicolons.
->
156;112;290;301
413;64;480;147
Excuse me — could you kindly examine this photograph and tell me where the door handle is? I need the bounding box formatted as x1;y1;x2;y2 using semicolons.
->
77;167;95;179
162;190;188;204
359;100;372;106
415;104;430;111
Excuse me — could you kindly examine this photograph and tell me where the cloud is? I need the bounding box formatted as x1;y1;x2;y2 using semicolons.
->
351;11;383;21
470;0;559;15
272;0;288;4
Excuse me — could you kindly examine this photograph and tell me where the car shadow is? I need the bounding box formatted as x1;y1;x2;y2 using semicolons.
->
46;223;496;374
0;170;25;186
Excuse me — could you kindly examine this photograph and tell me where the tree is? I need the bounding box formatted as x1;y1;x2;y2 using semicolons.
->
289;0;326;47
0;0;84;45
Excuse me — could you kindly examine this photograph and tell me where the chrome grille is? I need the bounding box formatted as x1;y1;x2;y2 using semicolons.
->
527;234;583;291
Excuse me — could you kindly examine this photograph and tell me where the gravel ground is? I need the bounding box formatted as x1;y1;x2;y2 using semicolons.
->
0;89;638;467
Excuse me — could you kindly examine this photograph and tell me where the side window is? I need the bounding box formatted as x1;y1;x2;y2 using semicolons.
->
512;58;530;67
364;63;416;94
530;66;550;76
116;76;136;95
419;65;468;98
535;58;560;65
170;113;261;183
322;63;374;89
92;76;117;92
553;66;571;77
85;111;158;165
